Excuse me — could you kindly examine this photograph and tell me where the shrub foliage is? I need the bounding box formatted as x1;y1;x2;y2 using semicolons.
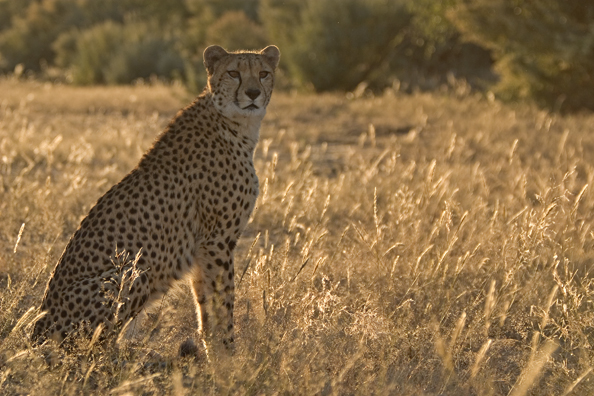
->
0;0;592;111
451;0;594;112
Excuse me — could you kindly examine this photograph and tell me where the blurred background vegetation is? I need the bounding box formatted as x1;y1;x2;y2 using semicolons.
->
0;0;592;112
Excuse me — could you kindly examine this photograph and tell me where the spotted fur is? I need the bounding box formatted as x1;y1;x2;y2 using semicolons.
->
32;45;280;347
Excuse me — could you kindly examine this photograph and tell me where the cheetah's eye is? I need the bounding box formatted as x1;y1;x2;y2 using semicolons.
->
259;71;269;79
228;71;240;78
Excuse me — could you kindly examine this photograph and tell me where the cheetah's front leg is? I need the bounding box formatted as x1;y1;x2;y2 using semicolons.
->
191;248;235;351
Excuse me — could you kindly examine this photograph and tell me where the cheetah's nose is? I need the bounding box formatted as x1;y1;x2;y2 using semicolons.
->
246;88;261;100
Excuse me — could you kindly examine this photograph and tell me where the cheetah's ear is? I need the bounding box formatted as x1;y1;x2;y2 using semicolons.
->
203;45;229;75
260;45;280;70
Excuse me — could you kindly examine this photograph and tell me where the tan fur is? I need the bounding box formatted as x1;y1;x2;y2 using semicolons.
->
32;45;280;348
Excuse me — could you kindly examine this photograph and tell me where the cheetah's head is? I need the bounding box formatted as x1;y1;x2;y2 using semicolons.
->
204;45;280;122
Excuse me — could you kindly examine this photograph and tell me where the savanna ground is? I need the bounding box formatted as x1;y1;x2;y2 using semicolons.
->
1;77;594;395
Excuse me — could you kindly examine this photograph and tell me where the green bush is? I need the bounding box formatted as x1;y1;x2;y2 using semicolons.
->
262;0;411;91
205;11;268;51
0;0;136;73
403;0;493;88
452;0;594;112
0;1;35;36
54;21;185;85
54;21;126;84
1;0;590;112
0;0;191;77
186;0;261;23
104;38;186;84
0;0;79;72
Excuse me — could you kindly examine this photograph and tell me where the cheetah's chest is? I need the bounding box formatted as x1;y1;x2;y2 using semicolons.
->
190;143;259;240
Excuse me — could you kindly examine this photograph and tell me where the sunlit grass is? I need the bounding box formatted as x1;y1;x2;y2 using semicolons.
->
1;78;594;394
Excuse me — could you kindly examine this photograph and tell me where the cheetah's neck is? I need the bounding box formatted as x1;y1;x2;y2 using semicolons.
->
203;93;263;152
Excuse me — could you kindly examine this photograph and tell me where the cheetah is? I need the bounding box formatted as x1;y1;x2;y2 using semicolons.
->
32;45;280;349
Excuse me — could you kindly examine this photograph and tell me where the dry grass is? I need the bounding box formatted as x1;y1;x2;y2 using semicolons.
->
2;77;594;395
